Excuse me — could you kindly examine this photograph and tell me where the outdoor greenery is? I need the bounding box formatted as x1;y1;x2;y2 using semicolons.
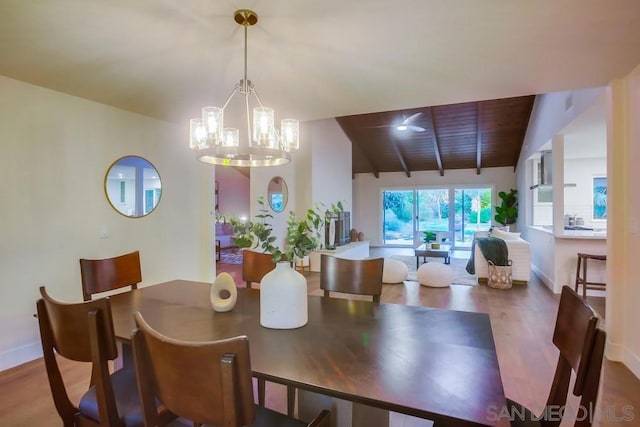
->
494;189;518;226
383;188;492;243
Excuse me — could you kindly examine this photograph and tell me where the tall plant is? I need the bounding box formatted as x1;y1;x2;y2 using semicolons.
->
285;207;323;262
222;197;324;264
494;189;518;226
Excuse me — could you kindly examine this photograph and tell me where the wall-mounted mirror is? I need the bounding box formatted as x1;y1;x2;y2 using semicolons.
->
267;176;288;213
104;156;162;217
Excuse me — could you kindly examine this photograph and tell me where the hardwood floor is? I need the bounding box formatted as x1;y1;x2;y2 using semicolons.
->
1;249;637;426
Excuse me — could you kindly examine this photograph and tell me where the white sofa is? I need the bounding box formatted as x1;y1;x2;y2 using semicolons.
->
473;230;531;284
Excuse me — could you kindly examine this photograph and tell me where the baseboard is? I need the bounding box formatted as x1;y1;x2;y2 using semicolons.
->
0;341;42;372
476;278;527;286
623;347;640;380
531;265;555;292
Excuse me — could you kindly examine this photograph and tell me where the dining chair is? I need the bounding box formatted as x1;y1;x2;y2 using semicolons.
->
36;286;174;427
131;311;330;427
242;249;276;289
79;251;142;301
505;286;606;427
320;254;384;303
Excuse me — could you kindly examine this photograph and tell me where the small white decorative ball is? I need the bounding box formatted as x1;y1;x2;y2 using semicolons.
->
417;262;453;287
382;258;408;283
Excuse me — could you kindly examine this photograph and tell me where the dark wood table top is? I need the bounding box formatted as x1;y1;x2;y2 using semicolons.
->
108;280;508;426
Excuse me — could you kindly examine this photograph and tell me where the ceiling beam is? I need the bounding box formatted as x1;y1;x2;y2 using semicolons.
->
335;118;381;178
476;103;482;175
427;108;444;176
389;137;411;178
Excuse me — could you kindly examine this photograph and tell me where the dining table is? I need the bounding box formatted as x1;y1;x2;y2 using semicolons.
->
107;280;508;427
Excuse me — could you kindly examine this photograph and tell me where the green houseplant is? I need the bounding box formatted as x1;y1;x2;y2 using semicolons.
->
423;231;436;243
494;189;518;227
221;197;324;264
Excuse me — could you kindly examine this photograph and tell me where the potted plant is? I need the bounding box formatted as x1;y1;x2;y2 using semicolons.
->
258;205;324;329
222;197;325;329
494;189;518;229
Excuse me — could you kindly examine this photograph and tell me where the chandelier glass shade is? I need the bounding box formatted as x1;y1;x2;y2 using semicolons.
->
188;9;299;167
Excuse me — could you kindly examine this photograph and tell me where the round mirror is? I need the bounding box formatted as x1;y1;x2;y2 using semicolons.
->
267;176;288;213
104;156;162;217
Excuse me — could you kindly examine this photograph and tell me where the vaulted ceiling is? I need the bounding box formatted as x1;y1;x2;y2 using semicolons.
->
337;96;535;177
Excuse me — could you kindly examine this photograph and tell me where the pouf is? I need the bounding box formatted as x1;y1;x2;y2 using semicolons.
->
417;262;453;287
382;258;408;283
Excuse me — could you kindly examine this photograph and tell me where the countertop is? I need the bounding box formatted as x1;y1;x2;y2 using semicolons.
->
529;225;607;240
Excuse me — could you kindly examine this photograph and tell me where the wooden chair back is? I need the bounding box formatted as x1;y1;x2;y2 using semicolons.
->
573;328;606;427
79;251;142;301
131;312;256;426
131;312;329;427
242;250;275;288
36;286;120;426
544;286;602;427
320;255;384;303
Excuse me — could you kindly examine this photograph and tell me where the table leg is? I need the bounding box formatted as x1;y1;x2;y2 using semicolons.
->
416;256;419;269
298;390;390;427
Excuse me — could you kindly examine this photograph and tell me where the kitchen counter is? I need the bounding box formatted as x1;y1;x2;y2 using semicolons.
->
529;225;606;240
527;226;606;293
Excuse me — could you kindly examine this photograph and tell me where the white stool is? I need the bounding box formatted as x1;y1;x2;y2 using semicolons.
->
382;258;408;283
417;262;453;287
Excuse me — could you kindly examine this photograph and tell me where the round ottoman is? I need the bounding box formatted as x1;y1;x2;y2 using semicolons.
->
417;262;453;287
382;258;408;283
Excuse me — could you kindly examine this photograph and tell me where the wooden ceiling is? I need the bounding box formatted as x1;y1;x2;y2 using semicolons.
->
336;95;535;178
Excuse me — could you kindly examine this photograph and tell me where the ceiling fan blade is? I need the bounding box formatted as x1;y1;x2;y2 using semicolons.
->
366;124;395;129
407;125;426;132
402;112;423;124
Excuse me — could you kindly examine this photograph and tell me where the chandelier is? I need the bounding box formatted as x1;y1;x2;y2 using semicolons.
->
188;9;299;167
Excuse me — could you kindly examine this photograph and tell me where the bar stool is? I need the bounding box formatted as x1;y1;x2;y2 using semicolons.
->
575;252;607;299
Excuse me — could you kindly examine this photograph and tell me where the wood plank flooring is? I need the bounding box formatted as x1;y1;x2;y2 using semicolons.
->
1;248;638;426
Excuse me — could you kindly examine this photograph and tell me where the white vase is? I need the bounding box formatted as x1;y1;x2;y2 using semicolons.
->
260;261;308;329
329;219;336;247
210;272;237;312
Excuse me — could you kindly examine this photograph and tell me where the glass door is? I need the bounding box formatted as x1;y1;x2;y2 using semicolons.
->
453;188;492;249
416;189;451;245
382;187;492;249
382;190;414;245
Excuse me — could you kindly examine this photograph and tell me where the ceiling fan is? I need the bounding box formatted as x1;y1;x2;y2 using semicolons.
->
394;112;426;132
369;112;426;132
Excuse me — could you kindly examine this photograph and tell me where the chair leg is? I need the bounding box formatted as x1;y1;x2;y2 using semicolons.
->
287;385;296;417
257;378;265;406
575;255;582;293
582;258;588;299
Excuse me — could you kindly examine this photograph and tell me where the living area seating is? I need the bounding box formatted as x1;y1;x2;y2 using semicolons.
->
473;229;531;284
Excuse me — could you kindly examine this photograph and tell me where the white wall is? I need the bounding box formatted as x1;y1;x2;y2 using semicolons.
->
310;119;353;214
606;64;640;377
353;167;516;246
0;76;212;371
